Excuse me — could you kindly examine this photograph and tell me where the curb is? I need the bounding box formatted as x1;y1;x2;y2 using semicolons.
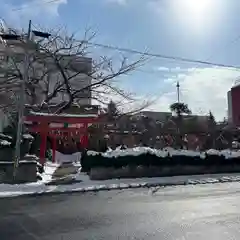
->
1;182;182;199
2;176;240;199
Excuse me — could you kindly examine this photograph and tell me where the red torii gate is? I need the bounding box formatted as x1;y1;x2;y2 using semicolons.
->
25;111;99;164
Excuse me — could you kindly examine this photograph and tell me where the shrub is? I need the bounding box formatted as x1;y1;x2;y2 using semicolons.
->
81;148;240;172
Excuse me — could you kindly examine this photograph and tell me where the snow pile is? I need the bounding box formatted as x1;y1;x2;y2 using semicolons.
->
22;134;34;140
0;140;11;146
0;133;12;140
38;162;60;183
83;147;240;172
87;147;240;159
25;154;39;160
2;172;240;198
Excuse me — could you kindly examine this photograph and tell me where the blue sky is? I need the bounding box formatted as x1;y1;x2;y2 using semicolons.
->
1;0;240;120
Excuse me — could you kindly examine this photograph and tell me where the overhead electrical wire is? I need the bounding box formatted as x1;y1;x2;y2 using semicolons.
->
11;0;63;12
85;41;240;70
9;0;240;70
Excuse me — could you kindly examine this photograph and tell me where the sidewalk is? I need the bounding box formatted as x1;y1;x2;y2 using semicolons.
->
47;162;81;185
52;163;79;178
1;166;240;198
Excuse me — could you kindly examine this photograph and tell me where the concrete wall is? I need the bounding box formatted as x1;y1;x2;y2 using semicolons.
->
0;161;37;183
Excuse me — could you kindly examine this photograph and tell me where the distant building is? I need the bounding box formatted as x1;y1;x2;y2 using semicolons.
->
227;90;233;124
0;46;92;106
228;82;240;127
0;21;92;106
133;111;172;123
0;24;92;131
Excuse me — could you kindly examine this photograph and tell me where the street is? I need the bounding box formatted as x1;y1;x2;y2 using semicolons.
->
1;182;240;239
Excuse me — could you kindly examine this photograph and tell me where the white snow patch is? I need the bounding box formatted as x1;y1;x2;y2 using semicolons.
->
25;154;39;160
87;147;240;159
30;111;98;118
0;133;12;139
39;162;60;183
0;140;11;146
1;172;240;198
22;134;34;140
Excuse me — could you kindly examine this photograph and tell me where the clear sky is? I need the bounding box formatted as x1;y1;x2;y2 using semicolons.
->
1;0;240;120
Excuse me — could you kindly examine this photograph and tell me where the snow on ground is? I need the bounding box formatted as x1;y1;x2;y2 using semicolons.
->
1;148;240;198
73;172;240;188
0;162;60;198
39;162;60;183
2;171;240;198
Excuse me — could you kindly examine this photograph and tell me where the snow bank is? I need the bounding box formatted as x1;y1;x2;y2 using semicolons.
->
2;172;240;198
0;133;12;140
39;162;60;183
87;147;240;159
0;140;11;146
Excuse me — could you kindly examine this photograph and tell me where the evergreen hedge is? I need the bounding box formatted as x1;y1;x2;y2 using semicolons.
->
81;150;240;172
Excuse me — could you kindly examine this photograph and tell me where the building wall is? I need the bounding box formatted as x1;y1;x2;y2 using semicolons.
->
0;42;92;106
227;90;233;123
231;85;240;126
134;111;172;122
0;38;93;130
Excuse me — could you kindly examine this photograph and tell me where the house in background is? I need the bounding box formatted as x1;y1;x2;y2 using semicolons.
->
133;111;172;123
228;81;240;127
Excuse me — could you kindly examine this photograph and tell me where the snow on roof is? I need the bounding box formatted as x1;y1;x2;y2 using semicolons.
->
30;111;98;118
0;160;37;164
25;154;39;160
22;134;34;140
0;133;12;139
0;140;11;146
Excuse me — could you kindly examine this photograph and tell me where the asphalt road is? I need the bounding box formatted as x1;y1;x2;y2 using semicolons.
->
2;182;240;240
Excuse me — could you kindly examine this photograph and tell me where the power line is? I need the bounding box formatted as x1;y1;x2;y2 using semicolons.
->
11;0;63;12
86;41;240;70
31;22;240;70
5;0;240;70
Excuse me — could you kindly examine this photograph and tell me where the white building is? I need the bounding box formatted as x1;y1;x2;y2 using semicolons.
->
30;54;92;105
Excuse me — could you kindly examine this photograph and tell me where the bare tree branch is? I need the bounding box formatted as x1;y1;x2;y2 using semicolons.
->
0;27;148;116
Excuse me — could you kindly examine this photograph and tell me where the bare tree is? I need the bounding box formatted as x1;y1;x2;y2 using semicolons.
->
0;27;149;117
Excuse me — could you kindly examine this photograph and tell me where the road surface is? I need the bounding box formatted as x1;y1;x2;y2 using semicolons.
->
1;182;240;239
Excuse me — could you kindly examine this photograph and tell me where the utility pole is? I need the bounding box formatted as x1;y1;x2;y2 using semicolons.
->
13;20;32;180
176;81;180;103
176;82;181;148
0;20;31;180
0;20;51;181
